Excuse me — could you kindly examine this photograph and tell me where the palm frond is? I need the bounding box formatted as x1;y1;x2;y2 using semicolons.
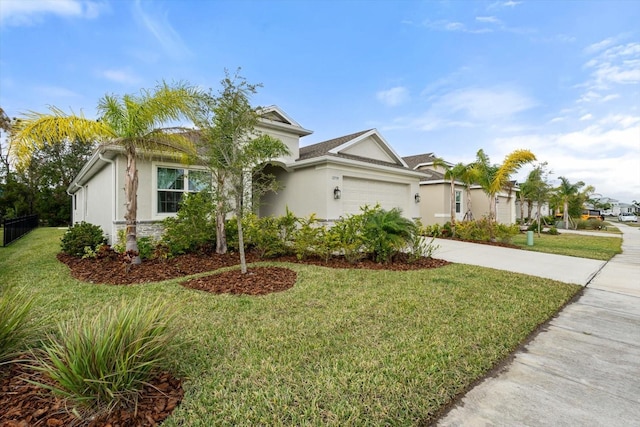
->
10;107;113;169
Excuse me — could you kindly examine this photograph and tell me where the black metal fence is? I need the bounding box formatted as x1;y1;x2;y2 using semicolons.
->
2;214;39;246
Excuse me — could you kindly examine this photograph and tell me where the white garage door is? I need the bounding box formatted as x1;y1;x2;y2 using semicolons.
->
342;177;409;215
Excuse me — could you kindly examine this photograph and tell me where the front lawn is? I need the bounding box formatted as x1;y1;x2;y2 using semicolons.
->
512;232;622;260
1;228;581;425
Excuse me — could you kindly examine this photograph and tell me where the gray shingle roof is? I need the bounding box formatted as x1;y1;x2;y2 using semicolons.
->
298;129;373;160
402;153;438;170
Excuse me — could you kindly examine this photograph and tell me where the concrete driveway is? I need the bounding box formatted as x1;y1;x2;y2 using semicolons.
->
435;224;640;426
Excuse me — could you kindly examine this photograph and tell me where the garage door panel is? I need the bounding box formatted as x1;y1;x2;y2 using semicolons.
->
343;177;409;215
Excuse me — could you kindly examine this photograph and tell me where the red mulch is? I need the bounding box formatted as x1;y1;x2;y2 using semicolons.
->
0;360;183;427
5;249;450;425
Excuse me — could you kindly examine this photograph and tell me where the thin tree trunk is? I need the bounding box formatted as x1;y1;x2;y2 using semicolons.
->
215;176;227;254
563;200;569;229
124;148;141;264
215;206;227;254
536;204;542;236
236;194;247;274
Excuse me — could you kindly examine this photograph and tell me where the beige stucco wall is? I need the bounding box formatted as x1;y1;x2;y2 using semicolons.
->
418;182;467;225
255;125;301;164
341;137;395;163
260;161;420;221
80;160;116;241
469;188;516;224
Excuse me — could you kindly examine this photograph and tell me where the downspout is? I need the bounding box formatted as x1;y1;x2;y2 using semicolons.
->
99;153;117;243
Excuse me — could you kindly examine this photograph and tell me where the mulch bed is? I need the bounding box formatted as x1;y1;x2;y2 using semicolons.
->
0;360;183;427
57;250;451;287
5;250;450;426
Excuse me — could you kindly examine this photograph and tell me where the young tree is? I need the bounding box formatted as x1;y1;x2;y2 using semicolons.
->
444;162;468;227
193;70;290;273
523;162;552;236
10;82;200;263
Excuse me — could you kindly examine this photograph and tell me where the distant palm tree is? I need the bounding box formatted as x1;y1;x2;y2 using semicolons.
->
554;176;585;229
11;82;201;263
469;149;536;223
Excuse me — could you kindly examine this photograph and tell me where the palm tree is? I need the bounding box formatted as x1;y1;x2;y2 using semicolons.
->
469;149;536;223
554;177;585;229
10;82;201;263
443;162;469;227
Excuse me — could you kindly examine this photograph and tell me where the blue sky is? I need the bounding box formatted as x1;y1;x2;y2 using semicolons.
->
1;0;639;203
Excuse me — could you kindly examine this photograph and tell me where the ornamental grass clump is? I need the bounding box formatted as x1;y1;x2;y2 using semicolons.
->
0;288;36;365
33;298;177;413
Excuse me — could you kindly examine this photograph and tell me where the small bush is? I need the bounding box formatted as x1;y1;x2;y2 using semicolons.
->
161;192;216;256
331;209;369;263
364;207;416;263
293;214;324;260
495;223;520;243
61;222;107;257
0;288;36;365
244;213;292;258
547;226;559;235
33;298;177;413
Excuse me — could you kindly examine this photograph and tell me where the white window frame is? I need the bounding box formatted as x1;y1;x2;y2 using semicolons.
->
152;162;210;219
455;190;462;214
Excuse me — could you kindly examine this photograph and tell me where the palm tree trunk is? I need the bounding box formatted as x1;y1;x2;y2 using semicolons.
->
563;200;569;229
124;147;141;264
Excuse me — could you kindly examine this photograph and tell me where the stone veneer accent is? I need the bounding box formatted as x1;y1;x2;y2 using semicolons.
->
111;220;165;244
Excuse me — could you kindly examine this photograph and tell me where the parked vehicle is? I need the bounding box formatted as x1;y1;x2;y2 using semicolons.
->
618;213;638;222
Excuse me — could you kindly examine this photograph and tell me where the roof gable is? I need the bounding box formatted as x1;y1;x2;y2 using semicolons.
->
257;105;313;136
299;129;408;167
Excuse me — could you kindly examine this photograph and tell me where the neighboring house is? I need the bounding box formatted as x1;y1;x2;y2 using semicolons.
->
403;153;519;225
515;200;550;222
68;106;423;243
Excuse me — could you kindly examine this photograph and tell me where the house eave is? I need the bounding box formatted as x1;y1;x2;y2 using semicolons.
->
290;155;426;177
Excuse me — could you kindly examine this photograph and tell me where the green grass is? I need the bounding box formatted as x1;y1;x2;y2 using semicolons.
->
512;232;622;260
1;228;581;425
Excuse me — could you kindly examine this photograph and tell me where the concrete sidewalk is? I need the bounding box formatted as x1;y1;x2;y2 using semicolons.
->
436;224;640;426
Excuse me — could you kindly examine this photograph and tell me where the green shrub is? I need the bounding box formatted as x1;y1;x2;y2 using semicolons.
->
293;214;324;260
331;209;369;263
407;235;439;263
33;298;177;413
455;219;491;242
225;217;239;251
161;192;216;256
547;226;559;235
244;213;289;258
60;222;107;257
422;223;443;237
0;288;36;365
364;207;416;263
495;223;520;243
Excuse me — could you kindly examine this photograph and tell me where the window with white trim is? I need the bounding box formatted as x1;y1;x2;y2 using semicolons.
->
455;190;462;214
157;167;210;213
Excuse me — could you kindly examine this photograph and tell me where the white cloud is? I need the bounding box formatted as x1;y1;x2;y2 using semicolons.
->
0;0;106;26
99;68;141;85
476;16;501;24
132;0;192;60
491;114;640;201
376;86;410;107
584;37;616;54
579;113;593;121
488;1;522;9
438;86;537;121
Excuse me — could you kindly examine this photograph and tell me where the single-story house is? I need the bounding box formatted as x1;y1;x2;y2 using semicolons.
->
68;106;423;243
403;153;520;225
